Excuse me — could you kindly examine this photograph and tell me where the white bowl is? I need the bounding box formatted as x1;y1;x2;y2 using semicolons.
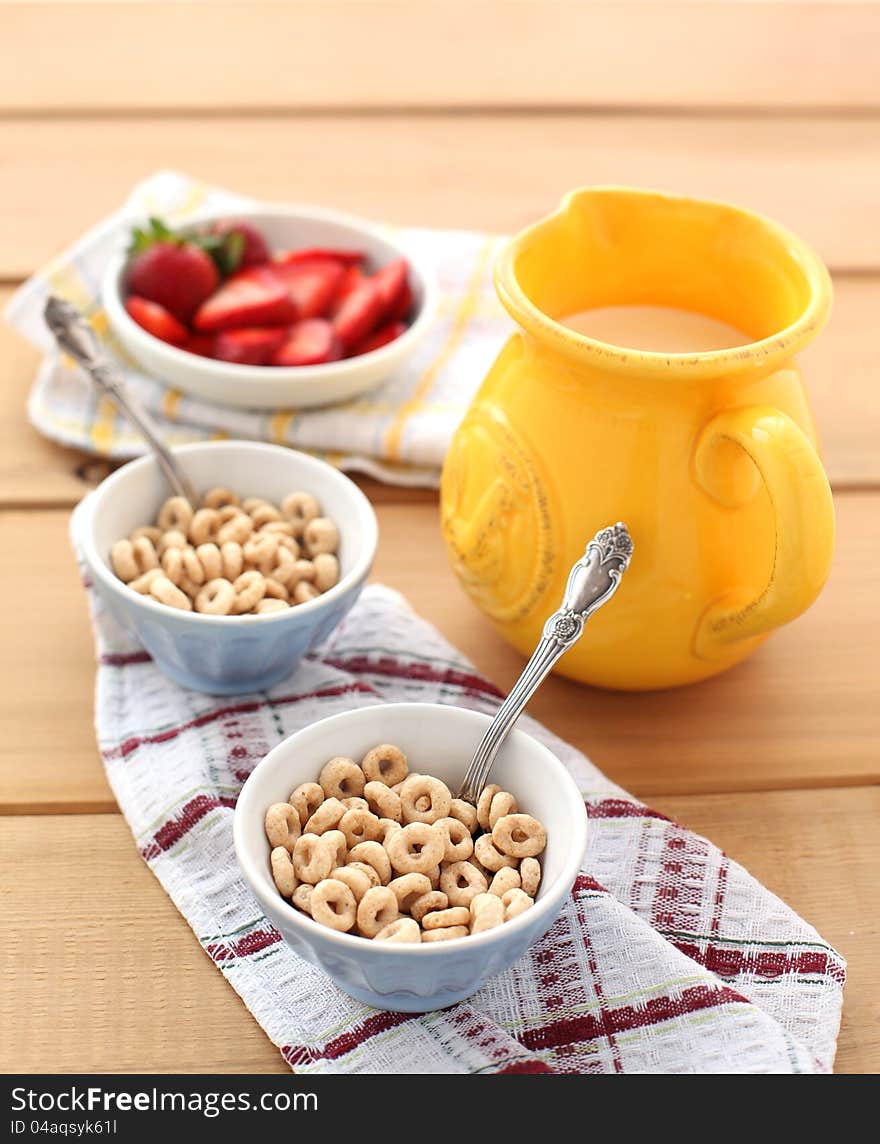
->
101;204;439;409
234;703;588;1012
79;440;378;694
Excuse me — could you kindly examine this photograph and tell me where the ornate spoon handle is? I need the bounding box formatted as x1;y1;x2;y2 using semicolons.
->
458;522;633;805
44;295;198;505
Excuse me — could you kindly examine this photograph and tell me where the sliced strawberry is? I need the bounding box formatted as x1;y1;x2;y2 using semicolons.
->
388;281;414;322
372;258;409;317
127;236;219;322
271;319;342;367
334;264;365;304
207;219;270;269
332;279;383;350
193;267;298;332
275;247;364;267
214;326;288;366
350;320;407;357
270;257;346;320
182;333;217;358
124;295;188;346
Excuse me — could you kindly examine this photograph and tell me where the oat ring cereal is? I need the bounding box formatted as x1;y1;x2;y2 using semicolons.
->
470;893;505;934
502;888;534;921
488;867;521;897
220;541;244;582
356;886;399;938
339;808;380;849
201;486;239;510
319;757;366;800
410;890;448;924
436;816;474;862
421;926;469;943
270;847;298;898
157;529;187;555
188;508;221;545
111;537;158;582
231;570;266;614
386;822;445;875
216;511;253;546
492;813;548;859
292;884;314;914
361;744;408;786
310;879;357;933
192;577;234;615
399;774;452;825
330;865;374;902
158;495;194;533
519;857;542;897
282;491;320;534
264;802;301;851
304;796;346;835
348;840;392;885
388;873;432;913
474;832;518;872
293;833;335;884
488;790;518;830
476;784;501;831
289;782;324;827
374;917;421;944
440;860;488;908
149;574;191;610
363;781;402;823
264;747;546;944
303;517;339;557
421;906;470;931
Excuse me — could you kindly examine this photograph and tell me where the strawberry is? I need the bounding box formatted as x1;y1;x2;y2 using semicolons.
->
214;326;288;366
270;257;345;319
350;320;407;357
124;295;188;346
271;319;342;367
182;333;217;358
127;219;219;322
275;248;363;267
206;219;271;270
193;266;298;331
333;265;365;306
332;279;383;350
388;281;414;322
372;258;409;317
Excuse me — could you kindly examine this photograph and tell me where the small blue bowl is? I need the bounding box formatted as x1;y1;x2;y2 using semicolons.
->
79;441;378;694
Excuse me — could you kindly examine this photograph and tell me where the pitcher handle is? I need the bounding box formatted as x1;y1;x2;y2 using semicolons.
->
693;405;835;659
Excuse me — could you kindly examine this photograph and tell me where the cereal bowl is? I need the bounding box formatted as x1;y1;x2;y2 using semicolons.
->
78;440;378;694
101;204;439;409
233;703;588;1012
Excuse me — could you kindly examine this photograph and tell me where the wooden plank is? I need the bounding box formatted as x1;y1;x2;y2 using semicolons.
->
2;113;880;279
4;273;878;506
2;790;875;1072
2;2;878;114
1;491;876;813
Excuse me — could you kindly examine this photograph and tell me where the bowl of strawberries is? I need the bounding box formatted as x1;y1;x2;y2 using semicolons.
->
102;205;438;409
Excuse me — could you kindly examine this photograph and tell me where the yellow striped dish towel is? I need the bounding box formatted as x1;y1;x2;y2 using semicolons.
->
5;170;511;488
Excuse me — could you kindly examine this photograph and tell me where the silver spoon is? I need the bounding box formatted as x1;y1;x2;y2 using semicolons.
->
44;295;198;505
458;522;633;804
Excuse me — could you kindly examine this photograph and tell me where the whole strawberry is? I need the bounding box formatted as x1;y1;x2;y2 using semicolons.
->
127;218;219;323
207;219;270;269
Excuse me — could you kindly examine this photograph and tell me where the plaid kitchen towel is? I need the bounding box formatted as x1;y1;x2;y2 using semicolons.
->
6;170;511;489
71;502;846;1074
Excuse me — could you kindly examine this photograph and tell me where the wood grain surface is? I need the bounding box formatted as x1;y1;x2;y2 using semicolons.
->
4;3;879;114
1;55;877;1073
3;789;876;1073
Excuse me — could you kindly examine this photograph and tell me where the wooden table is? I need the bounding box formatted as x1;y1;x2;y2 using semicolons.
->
2;1;878;1075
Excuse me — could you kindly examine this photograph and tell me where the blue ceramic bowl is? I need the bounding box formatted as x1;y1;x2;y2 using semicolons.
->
79;441;378;694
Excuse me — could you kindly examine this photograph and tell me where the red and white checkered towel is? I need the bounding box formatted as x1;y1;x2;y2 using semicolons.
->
74;501;845;1074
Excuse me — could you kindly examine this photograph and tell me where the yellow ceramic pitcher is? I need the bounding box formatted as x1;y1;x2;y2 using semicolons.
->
440;187;835;690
